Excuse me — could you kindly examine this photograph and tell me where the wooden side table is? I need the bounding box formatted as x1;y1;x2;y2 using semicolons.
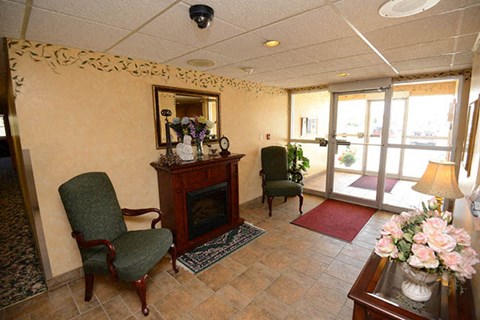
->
348;253;475;319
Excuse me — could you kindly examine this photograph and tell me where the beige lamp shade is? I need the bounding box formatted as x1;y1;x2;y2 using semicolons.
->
412;160;464;199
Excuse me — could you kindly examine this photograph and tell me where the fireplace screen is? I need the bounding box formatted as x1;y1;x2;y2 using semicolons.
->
186;182;229;240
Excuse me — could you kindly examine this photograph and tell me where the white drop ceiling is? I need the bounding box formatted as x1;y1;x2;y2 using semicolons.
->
1;0;479;89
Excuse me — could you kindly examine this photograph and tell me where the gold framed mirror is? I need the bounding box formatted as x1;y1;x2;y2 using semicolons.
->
153;85;220;149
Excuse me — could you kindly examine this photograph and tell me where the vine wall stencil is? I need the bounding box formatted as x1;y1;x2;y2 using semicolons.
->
7;39;287;97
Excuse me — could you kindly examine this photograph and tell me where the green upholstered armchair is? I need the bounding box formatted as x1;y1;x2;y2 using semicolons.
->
260;146;303;217
58;172;178;316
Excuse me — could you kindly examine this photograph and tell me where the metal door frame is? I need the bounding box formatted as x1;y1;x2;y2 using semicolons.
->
325;87;393;209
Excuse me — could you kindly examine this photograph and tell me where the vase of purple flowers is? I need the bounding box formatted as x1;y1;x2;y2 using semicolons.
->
170;115;214;159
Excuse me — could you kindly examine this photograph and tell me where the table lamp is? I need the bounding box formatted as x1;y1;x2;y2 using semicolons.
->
412;160;464;211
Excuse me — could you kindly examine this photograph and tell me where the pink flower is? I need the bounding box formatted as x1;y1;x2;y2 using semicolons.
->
427;198;439;211
461;247;479;263
457;262;477;280
439;251;463;270
423;217;447;235
427;231;457;253
380;221;403;240
408;244;439;269
413;232;427;244
446;226;471;246
374;236;398;258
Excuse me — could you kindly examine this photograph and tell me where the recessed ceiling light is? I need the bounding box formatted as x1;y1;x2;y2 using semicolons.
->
337;72;350;77
186;59;216;67
379;0;441;18
264;40;280;48
240;67;254;74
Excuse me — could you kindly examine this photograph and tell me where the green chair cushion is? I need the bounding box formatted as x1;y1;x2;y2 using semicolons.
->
83;228;173;282
265;180;303;197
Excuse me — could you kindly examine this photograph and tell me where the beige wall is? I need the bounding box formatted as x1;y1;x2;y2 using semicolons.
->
7;39;288;278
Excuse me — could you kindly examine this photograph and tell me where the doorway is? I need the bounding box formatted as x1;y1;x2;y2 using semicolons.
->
292;78;461;212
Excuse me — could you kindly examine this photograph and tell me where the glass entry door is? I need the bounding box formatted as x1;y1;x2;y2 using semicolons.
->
327;90;388;207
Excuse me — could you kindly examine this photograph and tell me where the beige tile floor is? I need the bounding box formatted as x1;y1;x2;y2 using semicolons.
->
0;195;393;320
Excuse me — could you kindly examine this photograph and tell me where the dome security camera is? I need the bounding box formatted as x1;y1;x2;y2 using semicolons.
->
189;4;214;29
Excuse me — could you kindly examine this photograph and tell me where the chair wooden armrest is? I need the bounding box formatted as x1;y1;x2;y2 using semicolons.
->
71;231;118;280
122;208;162;229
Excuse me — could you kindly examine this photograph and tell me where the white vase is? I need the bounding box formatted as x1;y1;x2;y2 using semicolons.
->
399;262;439;302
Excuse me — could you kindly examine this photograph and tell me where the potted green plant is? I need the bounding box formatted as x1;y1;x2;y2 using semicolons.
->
338;147;356;167
287;143;310;183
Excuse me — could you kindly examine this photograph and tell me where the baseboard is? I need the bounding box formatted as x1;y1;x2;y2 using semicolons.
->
46;267;84;290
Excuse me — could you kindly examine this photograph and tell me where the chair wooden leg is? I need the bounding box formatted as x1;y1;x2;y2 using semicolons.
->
298;194;304;214
267;197;273;217
262;190;265;203
84;273;94;301
133;274;149;316
284;196;287;202
169;243;179;273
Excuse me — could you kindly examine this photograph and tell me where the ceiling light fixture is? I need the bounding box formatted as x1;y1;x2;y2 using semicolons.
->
264;40;280;48
187;59;216;67
378;0;441;18
189;4;214;29
240;67;254;74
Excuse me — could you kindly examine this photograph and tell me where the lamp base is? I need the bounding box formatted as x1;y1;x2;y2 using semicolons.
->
435;196;443;212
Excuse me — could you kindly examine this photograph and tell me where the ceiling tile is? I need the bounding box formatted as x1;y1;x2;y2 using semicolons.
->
459;5;480;35
392;56;453;73
27;8;131;51
382;39;455;62
334;0;466;33
365;11;460;50
0;0;25;39
109;33;196;63
203;32;281;60
281;53;386;77
32;0;175;30
293;36;373;63
240;68;298;82
253;6;355;50
165;49;236;70
181;0;326;30
241;51;316;71
140;3;245;49
453;51;473;65
455;33;479;52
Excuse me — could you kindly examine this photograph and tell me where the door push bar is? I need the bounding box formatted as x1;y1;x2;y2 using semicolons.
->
317;138;351;147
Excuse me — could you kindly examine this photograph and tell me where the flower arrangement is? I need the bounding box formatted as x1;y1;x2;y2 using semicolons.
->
170;115;214;142
375;200;479;283
338;147;356;166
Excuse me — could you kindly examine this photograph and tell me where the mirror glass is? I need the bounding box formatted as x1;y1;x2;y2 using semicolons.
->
153;86;220;148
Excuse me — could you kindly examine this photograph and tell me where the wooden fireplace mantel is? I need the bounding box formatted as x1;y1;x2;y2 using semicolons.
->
150;153;245;254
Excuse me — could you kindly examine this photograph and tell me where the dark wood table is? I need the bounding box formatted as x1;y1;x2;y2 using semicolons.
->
348;253;476;320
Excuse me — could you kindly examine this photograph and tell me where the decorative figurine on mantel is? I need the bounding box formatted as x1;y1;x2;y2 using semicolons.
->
161;109;174;157
176;134;194;161
154;109;182;167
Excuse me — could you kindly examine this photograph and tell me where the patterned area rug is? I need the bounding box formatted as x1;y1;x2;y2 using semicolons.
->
178;223;265;274
0;157;46;309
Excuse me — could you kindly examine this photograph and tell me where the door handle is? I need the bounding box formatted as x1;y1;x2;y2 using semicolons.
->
318;138;328;147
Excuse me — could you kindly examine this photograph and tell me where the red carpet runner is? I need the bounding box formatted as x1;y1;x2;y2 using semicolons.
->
291;199;376;242
349;175;398;193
